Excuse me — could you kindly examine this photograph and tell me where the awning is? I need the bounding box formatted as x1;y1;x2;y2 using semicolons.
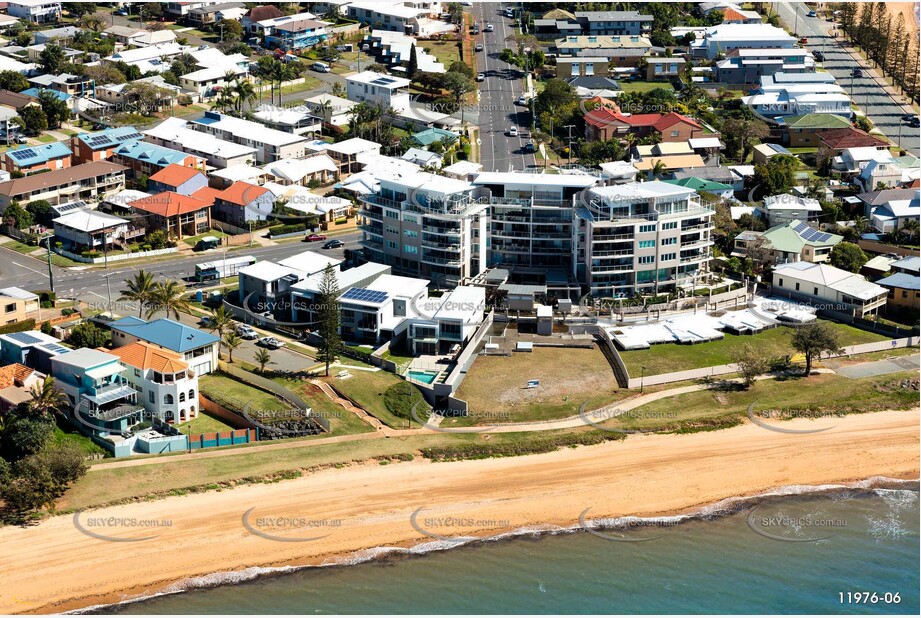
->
85;365;123;380
82;384;136;406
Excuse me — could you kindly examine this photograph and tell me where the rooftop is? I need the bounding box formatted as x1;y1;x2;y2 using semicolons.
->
191;111;307;148
106;340;189;373
149;163;204;187
77;126;145;150
0;161;127;197
52;347;120;371
110;317;219;353
129;192;211;217
773;262;887;301
53;209;128;233
345;70;411;89
5;141;71;166
875;272;920;291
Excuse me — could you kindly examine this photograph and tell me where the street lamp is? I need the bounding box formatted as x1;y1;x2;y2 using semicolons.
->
640;365;646;393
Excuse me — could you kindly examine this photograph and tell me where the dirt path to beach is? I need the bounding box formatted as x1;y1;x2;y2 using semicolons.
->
0;409;917;614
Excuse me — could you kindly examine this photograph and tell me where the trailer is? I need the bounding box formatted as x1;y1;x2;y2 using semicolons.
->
194;255;256;281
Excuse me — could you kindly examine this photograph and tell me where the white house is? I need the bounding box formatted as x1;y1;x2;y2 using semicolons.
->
52;210;130;252
691;23;796;58
407;285;486;355
109;317;221;376
143;117;258;169
743;89;852;119
6;0;61;23
346;71;411;113
107;341;200;424
304;93;358;127
763;193;822;226
189;111;308;163
771;262;887;317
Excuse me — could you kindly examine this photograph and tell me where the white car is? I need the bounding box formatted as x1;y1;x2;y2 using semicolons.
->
516;95;528;106
508;126;518;137
236;324;258;340
484;23;494;32
476;72;485;81
258;337;284;349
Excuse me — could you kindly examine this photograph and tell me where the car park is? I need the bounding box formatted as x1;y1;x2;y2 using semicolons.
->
236;325;258;340
508;126;518;137
303;233;327;242
323;239;344;249
258;337;284;349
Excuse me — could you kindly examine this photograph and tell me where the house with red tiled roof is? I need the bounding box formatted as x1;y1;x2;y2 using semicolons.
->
212;181;275;227
817;127;890;154
105;341;199;424
585;110;706;142
0;362;42;414
148;163;209;196
128;191;212;240
720;7;762;23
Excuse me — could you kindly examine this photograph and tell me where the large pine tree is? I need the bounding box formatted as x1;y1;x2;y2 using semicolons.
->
315;264;342;377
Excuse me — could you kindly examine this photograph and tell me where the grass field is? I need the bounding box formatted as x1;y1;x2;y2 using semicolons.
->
324;365;421;429
618;321;889;376
199;372;289;415
177;412;235;435
266;372;375;437
609;371;918;433
619;81;675;94
422;40;462;66
454;346;621;423
51;423;107;457
182;230;228;247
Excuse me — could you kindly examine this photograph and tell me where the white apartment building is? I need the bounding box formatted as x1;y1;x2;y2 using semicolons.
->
188;111;307;163
6;1;61;23
107;341;200;424
691;23;796;58
576;181;713;298
143;117;258;169
346;71;411;113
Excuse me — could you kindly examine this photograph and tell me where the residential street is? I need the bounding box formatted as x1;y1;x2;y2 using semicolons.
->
473;2;536;171
775;1;919;155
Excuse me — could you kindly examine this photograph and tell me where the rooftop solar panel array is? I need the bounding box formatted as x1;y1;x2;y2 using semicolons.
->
341;287;388;304
794;221;832;243
5;331;42;345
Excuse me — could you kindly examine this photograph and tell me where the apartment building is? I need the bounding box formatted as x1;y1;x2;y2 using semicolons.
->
107;341;199;424
143;117;258;169
535;11;653;37
346;71;412;113
577;181;713;297
0;161;127;208
715;50;816;85
188;111;307;164
2;142;72;175
692;23;797;58
73;126;146;164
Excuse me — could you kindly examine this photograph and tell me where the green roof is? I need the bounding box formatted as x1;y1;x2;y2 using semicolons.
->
784;114;853;130
412;128;459;146
894;154;919;169
762;220;843;253
664;177;733;192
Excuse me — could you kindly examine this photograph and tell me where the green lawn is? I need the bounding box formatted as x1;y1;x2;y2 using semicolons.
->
324;364;422;429
2;240;41;255
182;229;228;247
199;372;289;415
176;412;235;435
453;346;621;424
422;40;461;66
51;423;107;457
35;134;56;143
610;371;918;433
619;81;675;94
618;321;889;376
279;77;322;96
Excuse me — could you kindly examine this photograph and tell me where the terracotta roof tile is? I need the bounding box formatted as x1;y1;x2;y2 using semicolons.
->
0;363;35;389
149;163;204;188
216;181;269;206
818;127;889;150
129;191;211;217
191;186;222;206
105;341;189;373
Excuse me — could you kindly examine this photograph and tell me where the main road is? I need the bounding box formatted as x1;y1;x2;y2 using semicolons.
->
471;3;537;171
775;1;919;155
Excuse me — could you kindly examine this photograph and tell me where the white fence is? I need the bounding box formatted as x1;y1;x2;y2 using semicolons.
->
625;336;919;388
55;247;178;264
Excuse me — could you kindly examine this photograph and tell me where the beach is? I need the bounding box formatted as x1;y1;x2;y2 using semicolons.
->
0;409;918;615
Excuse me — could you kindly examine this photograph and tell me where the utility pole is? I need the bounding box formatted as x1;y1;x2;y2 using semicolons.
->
44;236;55;295
563;124;575;163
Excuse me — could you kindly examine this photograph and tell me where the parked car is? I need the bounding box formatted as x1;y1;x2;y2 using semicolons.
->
508;126;518;137
311;62;331;73
516;95;528;105
476;72;485;81
799;36;808;44
484;23;494;32
812;50;825;61
807;10;817;17
902;113;916;121
258;337;284;349
199;316;216;328
236;325;258;340
474;43;483;52
303;233;327;242
322;239;344;249
852;68;863;77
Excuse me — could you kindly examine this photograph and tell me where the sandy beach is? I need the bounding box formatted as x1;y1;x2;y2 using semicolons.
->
0;409;918;615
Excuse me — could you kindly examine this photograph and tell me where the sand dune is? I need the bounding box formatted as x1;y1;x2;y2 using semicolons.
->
0;409;917;614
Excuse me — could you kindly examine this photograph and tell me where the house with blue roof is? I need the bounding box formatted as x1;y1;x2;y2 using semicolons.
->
110;141;204;179
74;126;146;163
875;271;919;316
2;141;72;175
20;87;70;101
110;317;220;375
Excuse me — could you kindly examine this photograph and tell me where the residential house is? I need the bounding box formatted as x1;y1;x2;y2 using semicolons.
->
164;1;219;20
360;30;446;74
720;6;762;23
252;104;323;136
2;142;72;175
336;274;430;345
52;209;130;252
209;164;266;189
0;362;42;414
242;5;286;36
107;341;200;424
347;2;450;36
857;188;920;233
189;111;307;164
6;1;61;24
817;127;889;154
407;285;486;355
664;177;734;199
104;42;188;75
261;155;338;186
556;57;610;79
771;261;887;316
304;93;357;128
148;164;209;196
554;34;653;66
50;347;146;435
782;113;854;148
758;219;843;264
127;191;212;240
645;57;686;81
187;2;247;27
211;181;273;226
324;137;382;175
0;330;65;373
238;250;342;318
402;147;442;168
143;117;258;169
714;49;815;85
763;193;822;226
101;25;147;47
72;126;146;163
585;111;706;143
0;161;127;208
110;141;205;179
875;269;919;317
0;287;39;326
752;142;793;165
691;23;796;58
110;316;220;376
265;16;330;50
0;89;38;113
743;88;852;120
346;71;411;113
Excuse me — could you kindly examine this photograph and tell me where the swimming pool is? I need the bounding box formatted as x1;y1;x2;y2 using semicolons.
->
407;370;438;384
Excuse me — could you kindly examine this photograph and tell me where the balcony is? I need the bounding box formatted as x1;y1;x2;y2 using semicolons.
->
421;238;460;251
681;237;711;248
681;223;710;232
680;254;707;264
421;255;462;267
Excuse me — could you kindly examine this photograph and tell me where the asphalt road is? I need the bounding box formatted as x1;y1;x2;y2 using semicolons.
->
0;230;361;306
775;1;919;155
472;3;537;171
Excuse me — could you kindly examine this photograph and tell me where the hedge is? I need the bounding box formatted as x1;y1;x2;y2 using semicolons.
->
270;223;308;236
0;318;36;335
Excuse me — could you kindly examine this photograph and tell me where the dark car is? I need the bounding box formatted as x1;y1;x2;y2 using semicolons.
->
852;68;863;77
902;113;916;121
909;117;921;128
474;43;483;52
322;239;344;249
812;50;825;61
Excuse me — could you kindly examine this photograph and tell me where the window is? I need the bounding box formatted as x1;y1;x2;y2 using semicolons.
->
662;221;677;230
164;394;174;404
3;303;14;313
385;225;399;235
638;255;654;264
387;240;397;249
404;229;418;238
384;209;399;219
134;369;140;377
149;390;155;404
404;214;418;224
404;244;418;254
778;278;784;287
661;238;676;246
179;392;186;402
189;389;195;400
638;240;655;249
670;130;679;137
639;224;655;233
661;253;676;261
814;287;819;295
795;282;800;291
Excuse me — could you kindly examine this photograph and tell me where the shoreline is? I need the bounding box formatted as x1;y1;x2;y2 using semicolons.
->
1;409;918;615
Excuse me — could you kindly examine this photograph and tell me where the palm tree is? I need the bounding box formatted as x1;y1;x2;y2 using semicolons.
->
118;270;157;317
232;77;257;115
254;348;275;373
222;331;242;363
650;159;668;179
146;280;191;320
900;217;919;244
27;376;67;420
207;305;234;339
214;88;234;113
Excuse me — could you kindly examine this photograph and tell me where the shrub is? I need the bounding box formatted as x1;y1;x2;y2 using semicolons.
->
270;223;307;236
0;319;35;335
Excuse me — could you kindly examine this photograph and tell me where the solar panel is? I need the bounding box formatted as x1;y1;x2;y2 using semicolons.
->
341;287;388;303
6;331;41;345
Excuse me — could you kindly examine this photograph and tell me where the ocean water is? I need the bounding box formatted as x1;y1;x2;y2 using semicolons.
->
103;481;919;615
